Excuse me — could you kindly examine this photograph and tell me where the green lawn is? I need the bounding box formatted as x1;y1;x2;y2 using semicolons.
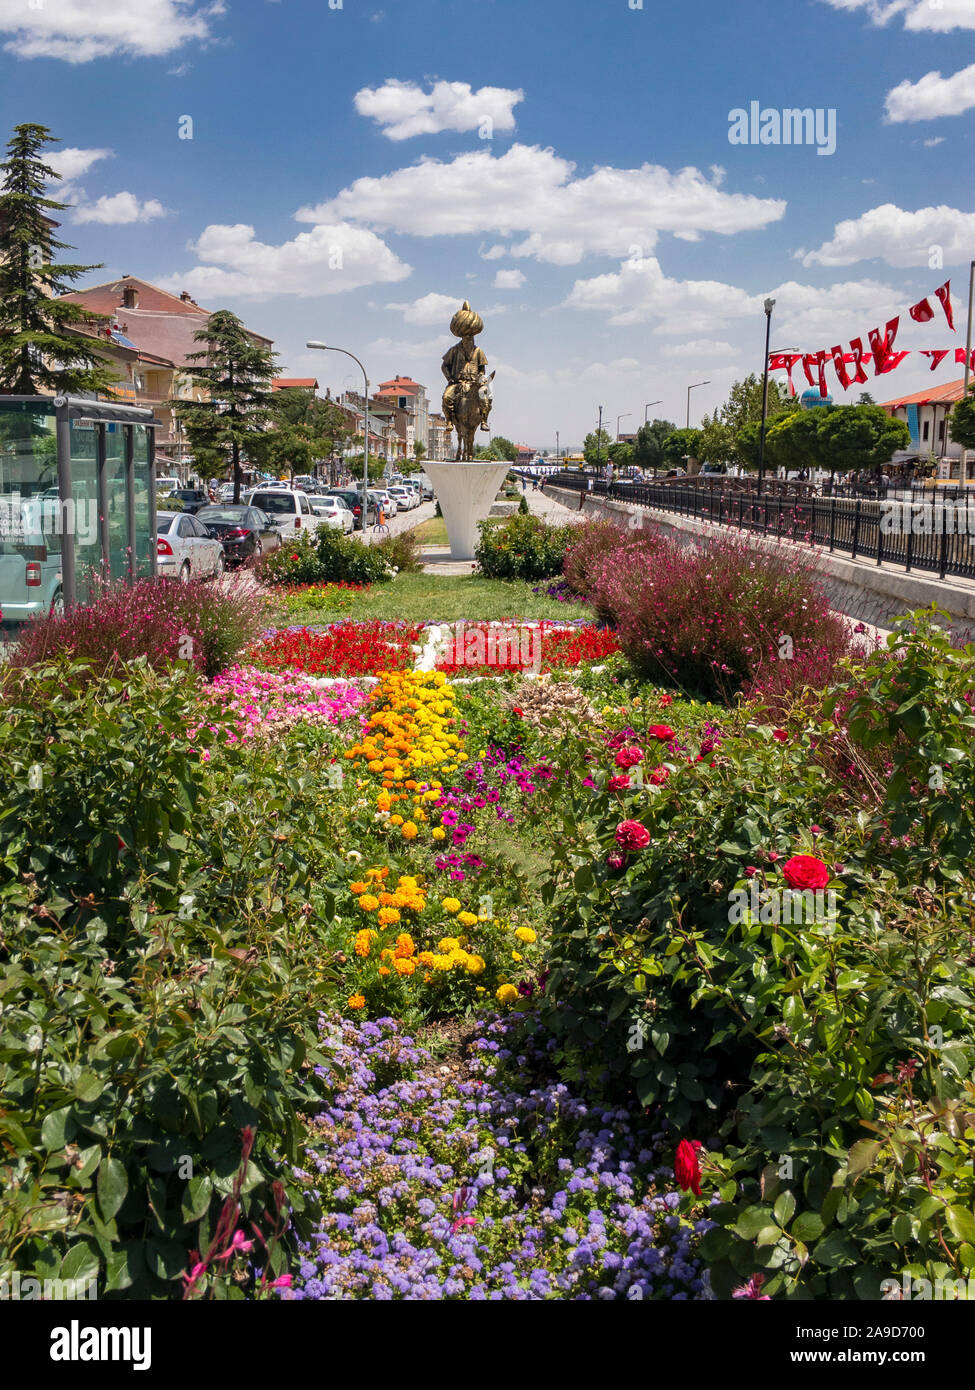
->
411;516;449;546
267;573;590;625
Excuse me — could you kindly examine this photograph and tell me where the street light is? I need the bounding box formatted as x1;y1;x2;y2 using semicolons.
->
307;340;369;526
616;412;631;441
756;298;776;495
644;400;662;423
595;405;604;476
686;381;709;430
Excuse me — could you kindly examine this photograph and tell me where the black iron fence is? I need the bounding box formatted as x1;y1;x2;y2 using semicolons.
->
549;472;975;582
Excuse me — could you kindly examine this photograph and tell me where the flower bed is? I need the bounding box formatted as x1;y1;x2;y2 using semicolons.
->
291;1014;712;1300
208;665;371;741
434;620;619;675
249;620;424;677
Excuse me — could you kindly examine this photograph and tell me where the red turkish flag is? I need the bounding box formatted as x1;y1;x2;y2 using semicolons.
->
935;281;954;332
767;352;801;395
920;349;950;371
848;338;871;384
831;345;855;390
868;317;900;373
909;297;934;323
955;348;975;370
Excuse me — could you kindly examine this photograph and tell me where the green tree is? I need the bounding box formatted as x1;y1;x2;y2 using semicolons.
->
696;411;734;467
251;387;349;480
583;428;613;466
0;123;119;396
607;441;634;470
632;418;677;473
814;403;909;474
764;410;825;473
173;310;278;503
487;435;519;463
948;383;975;453
661;427;703;466
413;440;427;461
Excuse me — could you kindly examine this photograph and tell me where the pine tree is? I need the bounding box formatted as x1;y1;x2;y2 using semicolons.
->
173;310;278;503
0;123;118;396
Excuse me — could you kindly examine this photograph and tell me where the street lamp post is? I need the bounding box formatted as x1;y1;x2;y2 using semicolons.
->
686;381;709;430
307;340;369;526
644;400;661;423
756;298;775;495
555;430;559;465
616;412;631;441
594;405;603;476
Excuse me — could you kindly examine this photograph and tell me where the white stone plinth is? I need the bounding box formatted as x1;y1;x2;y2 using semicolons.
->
424;460;511;561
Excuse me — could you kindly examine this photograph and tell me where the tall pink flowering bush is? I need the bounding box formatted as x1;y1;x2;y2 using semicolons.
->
11;574;266;682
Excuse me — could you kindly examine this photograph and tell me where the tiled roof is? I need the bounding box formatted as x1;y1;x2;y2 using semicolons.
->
880;378;966;409
272;378;318;390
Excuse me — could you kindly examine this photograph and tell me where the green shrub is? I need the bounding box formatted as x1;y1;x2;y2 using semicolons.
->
374;527;422;574
528;612;975;1298
257;529;393;587
0;662;344;1297
517;495;530;515
474;514;573;581
256;531;324;587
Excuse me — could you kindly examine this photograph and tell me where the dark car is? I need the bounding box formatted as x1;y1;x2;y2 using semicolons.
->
325;488;377;530
167;488;209;514
196;504;283;566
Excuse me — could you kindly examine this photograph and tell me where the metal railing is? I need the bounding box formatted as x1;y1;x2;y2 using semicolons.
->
549;472;975;582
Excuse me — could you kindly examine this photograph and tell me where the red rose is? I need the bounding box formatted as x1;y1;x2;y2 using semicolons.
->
615;819;650;851
614;745;642;769
647;724;675;741
608;774;631;792
782;854;830;891
659;695;673;707
648;766;669;786
605;850;626;870
772;729;788;743
512;706;524;717
674;1139;703;1196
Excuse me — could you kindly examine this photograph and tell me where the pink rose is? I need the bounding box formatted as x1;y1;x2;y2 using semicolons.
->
648;767;669;786
606;850;626;870
608;774;631;792
614;746;643;769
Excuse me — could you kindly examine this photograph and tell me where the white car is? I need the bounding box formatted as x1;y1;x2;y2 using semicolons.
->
156;511;225;581
369;489;398;517
387;485;417;511
310;495;354;532
243;487;328;537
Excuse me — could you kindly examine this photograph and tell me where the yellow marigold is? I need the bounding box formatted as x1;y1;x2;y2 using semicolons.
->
379;966;391;976
348;993;366;1010
402;894;426;912
378;907;401;927
349;881;368;895
401;821;419;840
438;937;460;953
367;759;385;773
432;827;447;841
394;957;416;977
431;955;453;972
354;930;373;957
457;911;478;928
441;898;461;914
465;954;486;975
512;951;523;963
417;951;436;967
397;875;418;888
514;927;537;944
376;792;392;812
358;894;380;912
389;814;404;826
496;984;519;1006
394;933;415;959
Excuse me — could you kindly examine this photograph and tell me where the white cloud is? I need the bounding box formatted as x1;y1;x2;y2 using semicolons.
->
297;144;785;266
0;0;225;63
821;1;975;33
923;136;946;147
669;339;737;357
353;79;523;141
800;202;975;267
479;243;507;260
493;269;526;290
46;146;113;181
565;251;902;344
385;292;462;325
366;333;452;357
158;221;411;300
885;62;975;122
74;191;167;224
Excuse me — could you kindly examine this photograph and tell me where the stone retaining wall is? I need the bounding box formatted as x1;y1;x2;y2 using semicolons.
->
546;486;975;642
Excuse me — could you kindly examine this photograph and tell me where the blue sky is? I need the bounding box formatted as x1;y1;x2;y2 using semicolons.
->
1;0;974;445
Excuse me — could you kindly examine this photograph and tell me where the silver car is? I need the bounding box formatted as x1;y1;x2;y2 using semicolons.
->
156;511;225;581
369;489;398;517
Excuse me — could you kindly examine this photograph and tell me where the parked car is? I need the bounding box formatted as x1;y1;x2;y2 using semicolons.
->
195;504;283;566
325;488;377;530
242;487;328;537
156;511;225;581
309;495;354;532
387;485;418;511
416;475;435;501
369;489;398;518
155;475;180;496
165;488;210;515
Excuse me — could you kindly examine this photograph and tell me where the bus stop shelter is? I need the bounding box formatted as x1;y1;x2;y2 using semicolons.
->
0;394;159;619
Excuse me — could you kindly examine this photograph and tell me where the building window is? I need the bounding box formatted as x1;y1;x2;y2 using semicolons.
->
939;420;945;442
922;420;930;442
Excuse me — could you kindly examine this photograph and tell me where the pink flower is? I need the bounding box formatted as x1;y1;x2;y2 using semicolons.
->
605;850;626;870
614;819;650;852
608;774;631;792
772;729;788;743
674;1139;703;1195
614;746;643;769
732;1273;771;1300
269;1274;292;1289
646;724;675;741
648;767;669;786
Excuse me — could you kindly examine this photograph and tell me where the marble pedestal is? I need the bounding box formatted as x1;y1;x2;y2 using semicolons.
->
424;459;511;561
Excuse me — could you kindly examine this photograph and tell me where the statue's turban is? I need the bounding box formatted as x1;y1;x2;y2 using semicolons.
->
450;300;483;337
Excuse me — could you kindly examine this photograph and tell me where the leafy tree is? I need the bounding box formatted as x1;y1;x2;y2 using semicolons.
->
948;383;975;453
251;387;349;480
488;435;519;463
719;373;794;437
607;441;634;469
632;418;677;473
661;428;703;465
344;451;386;483
696;411;734;467
814;404;909;474
173;310;278;503
764;410;825;473
583;428;613;466
412;440;426;461
857;392;876;406
0;123;118;396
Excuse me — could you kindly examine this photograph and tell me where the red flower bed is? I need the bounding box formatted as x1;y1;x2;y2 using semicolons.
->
250;620;423;677
435;621;619;676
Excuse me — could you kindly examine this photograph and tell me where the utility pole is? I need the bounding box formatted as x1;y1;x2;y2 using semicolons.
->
962;260;974;491
756;299;775;494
